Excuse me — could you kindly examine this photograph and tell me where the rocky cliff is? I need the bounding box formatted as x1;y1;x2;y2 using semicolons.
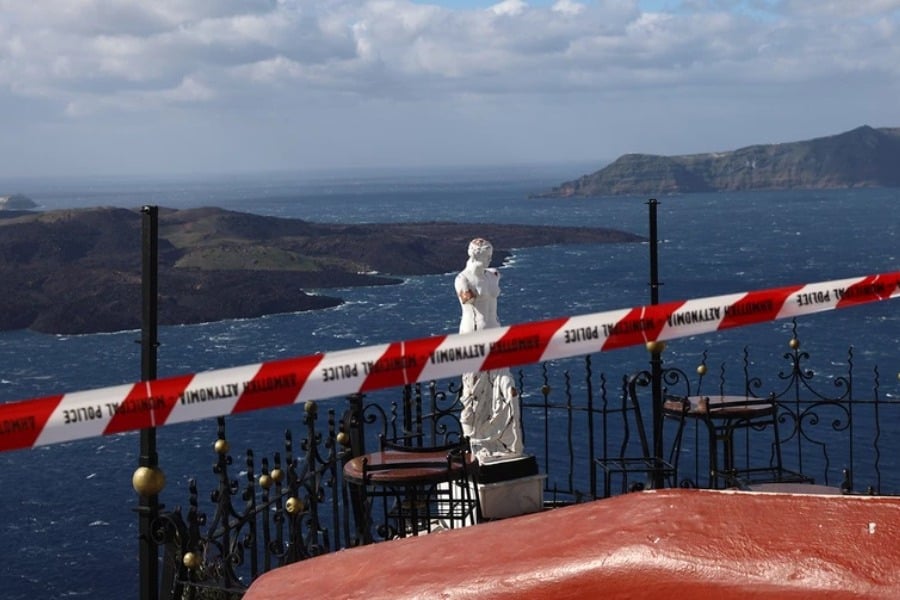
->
538;125;900;197
0;206;642;334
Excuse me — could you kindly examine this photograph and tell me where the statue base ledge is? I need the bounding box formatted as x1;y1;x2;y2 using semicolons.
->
474;455;543;520
477;473;546;520
476;454;538;484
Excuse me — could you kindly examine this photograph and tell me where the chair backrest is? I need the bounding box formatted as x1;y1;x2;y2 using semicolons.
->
625;367;696;463
360;384;465;456
379;432;465;454
622;371;653;459
594;372;677;496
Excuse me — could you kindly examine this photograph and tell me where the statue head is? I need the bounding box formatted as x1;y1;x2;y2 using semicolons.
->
467;238;493;268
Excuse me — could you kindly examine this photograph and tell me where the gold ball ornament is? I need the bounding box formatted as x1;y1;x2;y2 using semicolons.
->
182;552;201;570
285;497;304;515
696;364;707;376
214;439;229;454
259;474;273;489
645;340;666;354
789;338;800;350
336;431;350;447
304;400;317;415
132;466;166;496
270;468;284;483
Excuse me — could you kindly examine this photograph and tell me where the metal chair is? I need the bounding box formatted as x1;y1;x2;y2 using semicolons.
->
595;373;676;497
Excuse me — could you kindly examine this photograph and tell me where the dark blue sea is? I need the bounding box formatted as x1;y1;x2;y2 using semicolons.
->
1;166;898;599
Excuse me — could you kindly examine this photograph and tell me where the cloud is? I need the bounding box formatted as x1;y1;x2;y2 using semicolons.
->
780;0;900;19
551;0;585;16
0;0;898;175
489;0;528;16
2;0;895;104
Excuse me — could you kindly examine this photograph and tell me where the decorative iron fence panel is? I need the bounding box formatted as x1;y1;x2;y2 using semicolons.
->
158;321;898;598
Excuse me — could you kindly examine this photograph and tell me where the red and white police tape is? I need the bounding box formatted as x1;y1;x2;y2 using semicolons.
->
1;271;898;453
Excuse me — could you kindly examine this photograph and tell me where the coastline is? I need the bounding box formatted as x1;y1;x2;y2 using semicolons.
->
0;205;644;335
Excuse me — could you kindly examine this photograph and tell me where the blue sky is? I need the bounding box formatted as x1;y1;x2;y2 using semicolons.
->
0;0;897;178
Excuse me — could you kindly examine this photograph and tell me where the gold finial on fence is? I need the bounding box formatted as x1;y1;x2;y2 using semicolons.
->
645;340;666;354
285;497;304;514
132;466;166;496
182;552;200;570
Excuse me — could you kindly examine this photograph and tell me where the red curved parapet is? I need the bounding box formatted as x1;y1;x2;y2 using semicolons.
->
243;488;900;599
1;271;898;453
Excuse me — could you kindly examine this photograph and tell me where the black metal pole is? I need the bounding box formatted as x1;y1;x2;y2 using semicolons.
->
648;199;660;307
139;205;159;600
647;199;665;488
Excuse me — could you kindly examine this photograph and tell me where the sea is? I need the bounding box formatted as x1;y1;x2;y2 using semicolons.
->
1;165;898;599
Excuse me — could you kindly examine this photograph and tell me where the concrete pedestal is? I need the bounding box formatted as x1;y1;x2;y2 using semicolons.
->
475;455;544;519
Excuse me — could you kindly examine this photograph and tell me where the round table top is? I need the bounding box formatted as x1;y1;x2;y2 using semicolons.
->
343;448;468;485
664;395;776;419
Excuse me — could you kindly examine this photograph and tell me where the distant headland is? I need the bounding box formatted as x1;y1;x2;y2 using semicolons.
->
536;125;900;197
0;206;643;334
0;194;37;210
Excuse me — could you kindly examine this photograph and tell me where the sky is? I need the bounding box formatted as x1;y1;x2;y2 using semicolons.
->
0;0;898;178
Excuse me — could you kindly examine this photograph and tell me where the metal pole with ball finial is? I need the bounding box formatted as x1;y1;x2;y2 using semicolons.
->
135;206;164;600
647;199;665;488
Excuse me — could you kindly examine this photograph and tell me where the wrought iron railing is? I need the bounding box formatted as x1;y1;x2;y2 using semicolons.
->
155;320;899;598
653;322;898;494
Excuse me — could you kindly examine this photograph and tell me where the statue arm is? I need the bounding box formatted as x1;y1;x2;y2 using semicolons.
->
455;273;475;304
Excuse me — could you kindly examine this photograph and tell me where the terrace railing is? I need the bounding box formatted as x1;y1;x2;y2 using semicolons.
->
156;319;899;599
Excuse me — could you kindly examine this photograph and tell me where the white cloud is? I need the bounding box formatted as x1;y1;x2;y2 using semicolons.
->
552;0;585;16
0;0;898;176
4;0;896;106
489;0;528;16
237;55;304;83
781;0;900;19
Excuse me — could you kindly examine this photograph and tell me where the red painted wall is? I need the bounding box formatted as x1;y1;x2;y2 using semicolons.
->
244;489;900;599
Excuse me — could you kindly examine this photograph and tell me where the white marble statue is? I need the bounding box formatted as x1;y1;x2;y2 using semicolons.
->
455;238;523;462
